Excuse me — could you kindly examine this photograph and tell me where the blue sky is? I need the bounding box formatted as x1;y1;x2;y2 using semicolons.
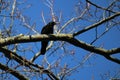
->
18;0;120;79
0;0;120;80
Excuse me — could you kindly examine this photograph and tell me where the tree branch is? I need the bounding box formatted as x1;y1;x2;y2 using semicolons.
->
104;55;120;64
73;12;120;36
0;63;28;80
0;47;59;80
0;34;120;64
86;0;116;13
66;38;120;64
0;34;73;46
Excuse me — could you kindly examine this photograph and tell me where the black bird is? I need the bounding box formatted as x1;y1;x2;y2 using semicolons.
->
40;21;56;55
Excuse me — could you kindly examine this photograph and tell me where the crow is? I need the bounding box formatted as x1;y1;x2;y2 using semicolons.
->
40;21;56;55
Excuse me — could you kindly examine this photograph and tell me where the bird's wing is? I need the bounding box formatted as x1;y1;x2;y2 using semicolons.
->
41;25;48;34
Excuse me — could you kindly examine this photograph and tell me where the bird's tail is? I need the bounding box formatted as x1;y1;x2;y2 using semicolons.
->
40;41;48;55
40;47;46;55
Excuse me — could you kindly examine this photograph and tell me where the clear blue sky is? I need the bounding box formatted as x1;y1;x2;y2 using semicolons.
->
2;0;119;80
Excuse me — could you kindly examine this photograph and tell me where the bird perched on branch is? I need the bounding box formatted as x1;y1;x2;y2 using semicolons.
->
40;21;56;55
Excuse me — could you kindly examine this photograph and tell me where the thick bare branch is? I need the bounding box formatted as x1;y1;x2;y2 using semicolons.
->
66;38;120;64
0;34;119;55
0;34;73;46
73;12;120;36
0;34;119;64
104;55;120;64
0;63;28;80
0;47;60;80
